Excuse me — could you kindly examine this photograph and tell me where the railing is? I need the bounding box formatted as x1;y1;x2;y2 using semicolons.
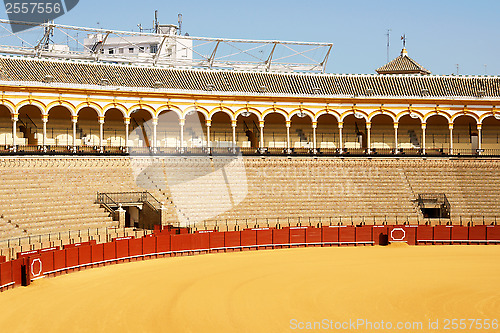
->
96;191;162;211
416;193;451;218
2;144;500;157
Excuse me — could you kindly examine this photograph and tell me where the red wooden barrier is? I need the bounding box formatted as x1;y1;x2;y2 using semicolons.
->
64;240;96;249
339;226;355;244
355;226;373;244
209;232;225;250
115;239;129;259
240;229;257;247
469;225;487;243
372;226;387;245
273;228;289;248
322;226;339;245
11;258;24;285
129;238;143;257
486;225;500;242
224;231;241;249
91;243;104;263
305;227;321;245
256;228;273;248
39;250;54;274
171;234;193;252
17;250;39;259
191;233;210;251
103;242;116;261
404;226;417;245
433;225;452;244
142;236;157;255
156;234;171;253
450;226;469;244
0;261;12;287
28;255;42;280
53;249;66;271
416;225;434;244
289;227;307;245
66;247;79;268
0;256;5;264
78;245;92;266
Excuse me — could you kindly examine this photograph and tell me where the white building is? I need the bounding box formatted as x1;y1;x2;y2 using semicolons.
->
83;24;192;66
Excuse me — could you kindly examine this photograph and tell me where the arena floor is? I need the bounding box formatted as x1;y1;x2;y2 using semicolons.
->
0;245;499;332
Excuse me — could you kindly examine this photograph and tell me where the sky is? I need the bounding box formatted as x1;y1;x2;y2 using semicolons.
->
1;0;499;75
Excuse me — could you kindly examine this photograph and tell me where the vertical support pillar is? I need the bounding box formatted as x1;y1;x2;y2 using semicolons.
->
259;120;264;149
477;123;482;154
98;116;105;150
42;114;48;149
206;119;211;148
449;123;454;155
152;117;158;150
285;121;291;150
312;121;317;150
124;117;130;151
338;122;343;153
366;122;371;154
179;118;185;149
421;123;426;155
11;113;18;152
71;115;78;151
394;122;399;153
231;120;237;147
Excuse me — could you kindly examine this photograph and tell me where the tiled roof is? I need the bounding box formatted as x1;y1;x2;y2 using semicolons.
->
376;48;431;75
0;55;498;98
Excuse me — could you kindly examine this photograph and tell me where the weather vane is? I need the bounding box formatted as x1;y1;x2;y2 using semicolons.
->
401;34;406;48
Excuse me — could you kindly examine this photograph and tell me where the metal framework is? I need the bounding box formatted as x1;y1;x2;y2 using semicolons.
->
0;19;333;73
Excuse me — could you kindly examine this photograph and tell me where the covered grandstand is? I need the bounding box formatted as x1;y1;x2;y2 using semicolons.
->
0;20;499;289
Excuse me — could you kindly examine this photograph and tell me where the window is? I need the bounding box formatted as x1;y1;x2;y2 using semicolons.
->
119;48;124;54
108;48;114;54
128;47;134;53
139;46;145;53
150;44;158;53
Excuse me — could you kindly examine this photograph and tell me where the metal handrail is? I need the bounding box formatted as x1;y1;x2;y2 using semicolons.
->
96;191;161;212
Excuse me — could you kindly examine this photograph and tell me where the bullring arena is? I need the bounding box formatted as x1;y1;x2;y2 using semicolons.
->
0;20;499;333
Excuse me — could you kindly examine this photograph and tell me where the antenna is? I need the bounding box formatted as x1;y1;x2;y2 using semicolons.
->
178;13;183;36
154;10;159;34
456;64;459;75
137;23;142;32
401;34;406;48
386;29;391;62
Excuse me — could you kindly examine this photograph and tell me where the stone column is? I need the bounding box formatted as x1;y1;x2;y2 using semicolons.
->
152;117;158;150
11;113;18;152
124;117;130;151
421;123;426;155
206;119;211;148
338;122;343;153
394;122;399;153
72;115;78;150
98;116;105;149
285;120;291;149
366;122;371;153
312;121;317;150
259;120;264;149
477;123;482;152
42;114;48;148
449;123;454;155
179;118;185;149
231;120;237;147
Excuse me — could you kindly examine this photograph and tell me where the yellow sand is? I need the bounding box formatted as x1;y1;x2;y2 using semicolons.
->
0;245;499;333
